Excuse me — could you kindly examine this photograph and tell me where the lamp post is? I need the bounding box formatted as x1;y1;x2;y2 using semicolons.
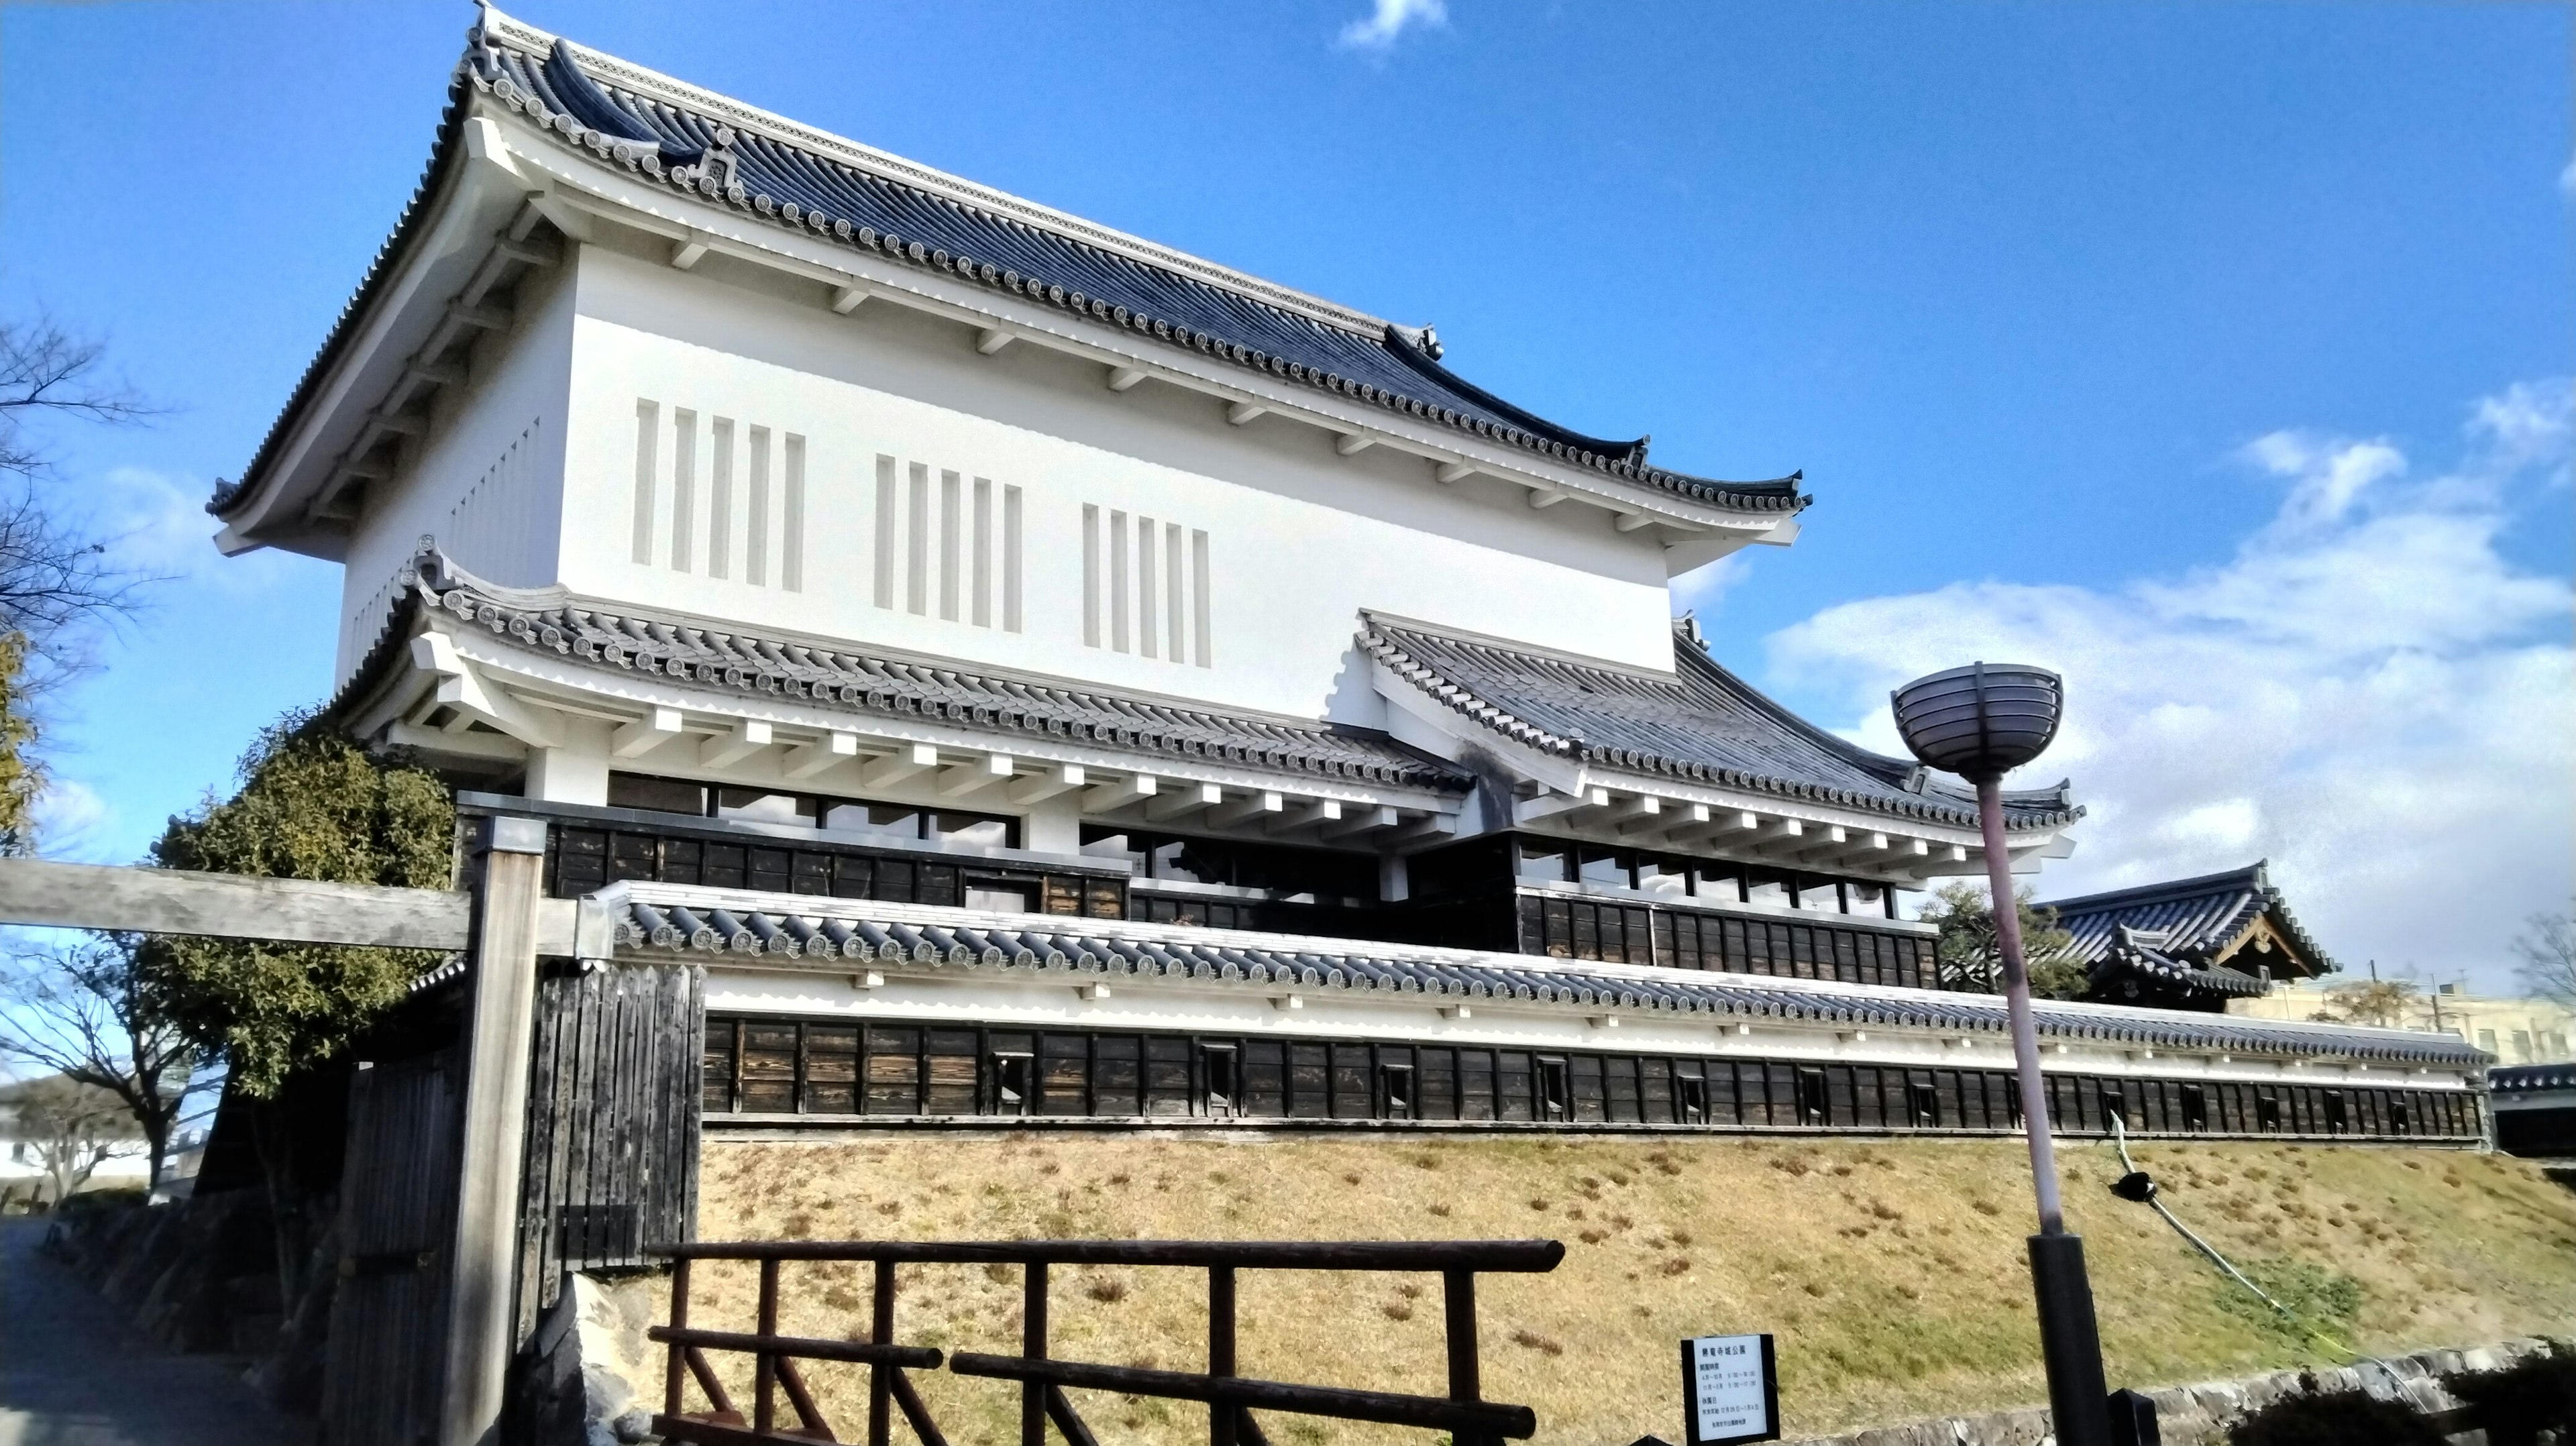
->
1891;662;2112;1446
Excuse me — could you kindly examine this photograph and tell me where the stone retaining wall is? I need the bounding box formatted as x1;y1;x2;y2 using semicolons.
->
1786;1337;2568;1446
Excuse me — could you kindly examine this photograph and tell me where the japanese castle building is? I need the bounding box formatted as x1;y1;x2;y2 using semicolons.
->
213;9;2484;1150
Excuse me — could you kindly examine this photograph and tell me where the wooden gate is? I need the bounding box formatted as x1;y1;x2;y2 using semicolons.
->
512;961;704;1341
321;1048;465;1446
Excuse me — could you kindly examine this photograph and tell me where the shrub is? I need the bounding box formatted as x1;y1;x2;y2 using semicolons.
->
2229;1391;2442;1446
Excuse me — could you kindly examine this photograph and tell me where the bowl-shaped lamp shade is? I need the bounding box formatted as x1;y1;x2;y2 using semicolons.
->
1890;662;2064;783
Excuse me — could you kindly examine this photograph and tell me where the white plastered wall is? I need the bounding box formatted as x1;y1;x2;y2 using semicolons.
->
337;261;578;681
556;245;1678;726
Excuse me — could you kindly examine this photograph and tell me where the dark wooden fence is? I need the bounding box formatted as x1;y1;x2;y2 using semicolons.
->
321;1048;464;1446
513;962;704;1340
647;1237;1564;1446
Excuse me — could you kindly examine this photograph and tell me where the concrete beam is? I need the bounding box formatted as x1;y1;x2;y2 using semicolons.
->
1083;773;1159;812
698;719;773;770
1206;790;1285;828
862;742;940;790
1146;781;1225;822
1323;805;1401;840
610;706;684;759
782;730;859;779
1009;763;1086;805
937;752;1014;797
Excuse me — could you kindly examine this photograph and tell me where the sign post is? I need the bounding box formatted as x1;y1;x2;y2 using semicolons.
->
1680;1333;1778;1446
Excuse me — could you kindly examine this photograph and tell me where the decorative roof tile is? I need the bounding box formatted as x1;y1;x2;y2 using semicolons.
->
598;881;2487;1068
341;547;1466;793
1360;614;2082;831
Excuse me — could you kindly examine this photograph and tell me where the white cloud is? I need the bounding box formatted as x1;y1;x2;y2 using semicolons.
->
76;465;292;591
32;776;112;861
1338;0;1448;54
1761;381;2574;992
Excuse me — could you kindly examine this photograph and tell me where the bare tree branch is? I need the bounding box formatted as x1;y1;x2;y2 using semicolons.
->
0;316;161;485
0;934;207;1188
2514;908;2576;1009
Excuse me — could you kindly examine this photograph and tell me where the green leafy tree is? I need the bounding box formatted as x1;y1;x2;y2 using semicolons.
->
141;710;454;1300
0;632;42;856
1920;880;2084;999
143;710;455;1097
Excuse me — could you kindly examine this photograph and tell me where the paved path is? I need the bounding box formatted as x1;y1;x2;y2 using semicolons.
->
0;1217;313;1446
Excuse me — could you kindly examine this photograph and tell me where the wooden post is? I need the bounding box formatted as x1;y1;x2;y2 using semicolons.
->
871;1259;896;1446
1023;1260;1049;1446
1443;1269;1488;1446
439;816;549;1446
1208;1266;1237;1446
665;1256;692;1417
755;1258;781;1434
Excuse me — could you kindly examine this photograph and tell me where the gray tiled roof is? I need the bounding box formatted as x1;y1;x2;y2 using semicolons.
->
2042;862;2334;977
342;547;1467;793
1360;614;2082;831
216;22;1807;524
2491;1064;2575;1094
2092;926;2271;1000
596;882;2486;1067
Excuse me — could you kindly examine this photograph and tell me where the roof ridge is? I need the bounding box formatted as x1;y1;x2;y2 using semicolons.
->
477;5;1395;337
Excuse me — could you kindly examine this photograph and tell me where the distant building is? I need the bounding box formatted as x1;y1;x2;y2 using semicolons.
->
0;1074;148;1206
2489;1064;2576;1158
2232;979;2575;1065
2037;861;2334;1013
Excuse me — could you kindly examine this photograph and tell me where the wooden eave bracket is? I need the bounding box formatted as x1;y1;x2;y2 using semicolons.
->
410;632;563;749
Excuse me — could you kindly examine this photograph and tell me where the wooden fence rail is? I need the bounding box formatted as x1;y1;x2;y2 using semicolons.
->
646;1237;1564;1446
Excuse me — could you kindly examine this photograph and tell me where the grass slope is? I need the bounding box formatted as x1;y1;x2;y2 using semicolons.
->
691;1133;2576;1444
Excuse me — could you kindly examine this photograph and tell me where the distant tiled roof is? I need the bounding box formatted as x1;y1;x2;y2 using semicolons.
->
1360;614;2080;831
217;18;1807;524
2090;926;2271;1000
2043;862;2334;979
595;881;2485;1067
341;547;1466;793
2491;1064;2576;1094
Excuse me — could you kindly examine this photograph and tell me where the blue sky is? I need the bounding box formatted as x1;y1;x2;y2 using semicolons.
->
1;1;2567;989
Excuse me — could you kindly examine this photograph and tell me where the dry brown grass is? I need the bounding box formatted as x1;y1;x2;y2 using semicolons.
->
689;1133;2576;1444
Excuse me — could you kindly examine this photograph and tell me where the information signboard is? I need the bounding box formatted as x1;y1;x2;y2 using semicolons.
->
1679;1333;1778;1446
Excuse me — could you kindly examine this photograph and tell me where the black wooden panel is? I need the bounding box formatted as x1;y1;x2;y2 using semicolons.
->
513;962;702;1343
322;1048;461;1446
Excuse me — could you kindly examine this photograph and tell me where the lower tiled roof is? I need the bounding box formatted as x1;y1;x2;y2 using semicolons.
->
596;881;2485;1068
1361;614;2081;831
342;547;1467;793
2043;862;2334;977
2092;928;2271;1000
2491;1064;2575;1094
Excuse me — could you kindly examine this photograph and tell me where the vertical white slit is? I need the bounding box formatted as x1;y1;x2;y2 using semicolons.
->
971;477;994;628
631;400;657;565
1136;514;1159;659
708;416;734;579
1082;504;1100;647
745;425;771;587
906;462;930;616
873;455;897;608
938;469;962;622
1110;509;1130;653
1004;485;1024;634
1192;529;1212;667
1165;522;1185;665
669;409;696;572
782;433;806;593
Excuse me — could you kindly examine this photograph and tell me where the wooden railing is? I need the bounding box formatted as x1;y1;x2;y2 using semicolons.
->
647;1237;1566;1446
